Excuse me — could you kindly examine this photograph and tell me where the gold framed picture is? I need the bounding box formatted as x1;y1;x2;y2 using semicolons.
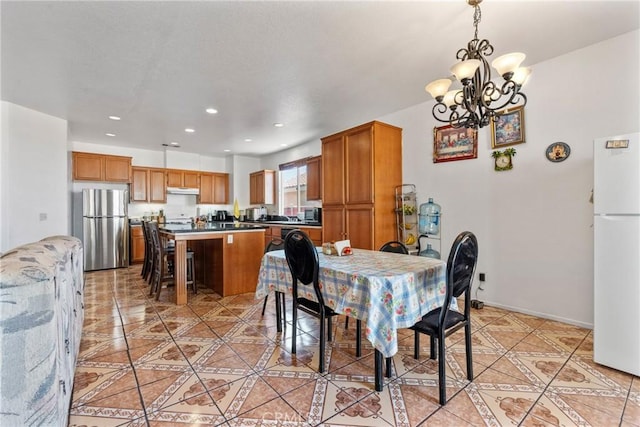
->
491;106;525;148
433;125;478;163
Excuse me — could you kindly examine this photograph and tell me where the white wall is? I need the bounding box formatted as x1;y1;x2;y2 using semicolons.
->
0;101;69;252
378;29;640;327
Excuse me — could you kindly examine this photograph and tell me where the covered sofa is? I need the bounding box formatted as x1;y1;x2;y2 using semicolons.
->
0;235;84;426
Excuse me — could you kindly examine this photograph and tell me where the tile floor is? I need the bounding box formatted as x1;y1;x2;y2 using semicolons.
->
69;266;640;426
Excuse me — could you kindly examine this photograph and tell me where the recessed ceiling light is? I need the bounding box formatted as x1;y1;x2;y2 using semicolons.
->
223;149;231;152
280;143;288;147
108;115;121;120
170;142;180;146
244;138;253;142
273;123;284;128
105;133;116;137
205;108;218;114
185;128;195;133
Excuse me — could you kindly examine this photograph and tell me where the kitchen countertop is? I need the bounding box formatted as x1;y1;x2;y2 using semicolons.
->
242;220;322;227
159;223;268;233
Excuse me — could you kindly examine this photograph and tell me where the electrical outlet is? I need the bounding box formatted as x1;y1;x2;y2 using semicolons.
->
479;273;486;282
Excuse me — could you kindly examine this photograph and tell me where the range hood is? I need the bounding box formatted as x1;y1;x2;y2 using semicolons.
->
166;187;199;195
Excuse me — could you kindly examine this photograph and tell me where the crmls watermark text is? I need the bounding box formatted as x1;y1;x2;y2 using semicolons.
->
261;411;305;423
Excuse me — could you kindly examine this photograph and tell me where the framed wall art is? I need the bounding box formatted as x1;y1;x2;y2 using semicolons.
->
433;125;478;163
491;105;525;148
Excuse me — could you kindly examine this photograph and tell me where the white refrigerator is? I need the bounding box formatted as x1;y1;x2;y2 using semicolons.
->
593;132;640;376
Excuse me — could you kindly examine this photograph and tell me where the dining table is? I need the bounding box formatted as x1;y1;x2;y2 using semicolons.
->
255;247;449;391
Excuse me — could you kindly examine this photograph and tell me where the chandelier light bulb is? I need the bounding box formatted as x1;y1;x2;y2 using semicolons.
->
443;90;460;108
425;79;452;100
492;52;526;79
451;59;481;82
511;67;532;86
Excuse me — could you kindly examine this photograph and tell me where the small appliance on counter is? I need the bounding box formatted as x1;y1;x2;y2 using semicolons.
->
304;207;322;224
215;210;229;221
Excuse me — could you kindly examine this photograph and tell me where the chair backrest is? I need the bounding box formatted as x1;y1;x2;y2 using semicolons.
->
283;229;326;305
440;231;478;324
379;240;409;254
417;234;430;256
265;238;285;253
147;221;163;261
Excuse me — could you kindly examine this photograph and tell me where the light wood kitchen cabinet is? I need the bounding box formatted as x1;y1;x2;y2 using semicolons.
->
166;169;200;188
130;224;145;264
265;225;322;246
130;167;166;203
306;155;322;201
250;170;276;205
321;121;402;250
265;226;282;246
199;172;229;204
72;151;131;182
298;226;323;246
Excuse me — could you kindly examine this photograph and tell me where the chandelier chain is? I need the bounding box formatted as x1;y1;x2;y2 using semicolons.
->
473;4;481;40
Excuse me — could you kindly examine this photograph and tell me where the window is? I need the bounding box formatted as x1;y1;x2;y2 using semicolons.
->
279;159;321;218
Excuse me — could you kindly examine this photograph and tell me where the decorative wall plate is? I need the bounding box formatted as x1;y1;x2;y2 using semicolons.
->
546;142;570;162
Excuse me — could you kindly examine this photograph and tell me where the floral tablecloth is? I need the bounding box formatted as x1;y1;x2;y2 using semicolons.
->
255;248;448;358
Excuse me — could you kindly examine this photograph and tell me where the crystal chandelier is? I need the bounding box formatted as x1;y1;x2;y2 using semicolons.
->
425;0;531;129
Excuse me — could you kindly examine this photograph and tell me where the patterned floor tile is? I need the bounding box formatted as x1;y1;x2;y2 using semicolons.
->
71;266;640;426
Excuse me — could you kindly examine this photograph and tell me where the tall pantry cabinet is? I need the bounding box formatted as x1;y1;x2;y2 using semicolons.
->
321;121;402;250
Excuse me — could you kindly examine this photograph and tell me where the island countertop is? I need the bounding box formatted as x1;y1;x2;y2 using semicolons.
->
159;223;268;233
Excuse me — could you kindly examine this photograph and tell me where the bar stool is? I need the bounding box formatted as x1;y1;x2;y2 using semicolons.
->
148;222;197;299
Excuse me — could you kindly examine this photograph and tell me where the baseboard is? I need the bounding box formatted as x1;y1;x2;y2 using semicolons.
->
482;301;593;330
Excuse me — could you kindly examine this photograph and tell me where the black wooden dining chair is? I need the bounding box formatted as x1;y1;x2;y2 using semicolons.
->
260;238;287;329
379;240;409;254
284;229;339;373
410;231;478;405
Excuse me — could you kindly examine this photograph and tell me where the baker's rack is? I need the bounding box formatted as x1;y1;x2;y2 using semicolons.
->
395;184;418;249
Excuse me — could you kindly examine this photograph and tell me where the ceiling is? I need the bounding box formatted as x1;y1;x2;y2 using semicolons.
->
2;1;639;157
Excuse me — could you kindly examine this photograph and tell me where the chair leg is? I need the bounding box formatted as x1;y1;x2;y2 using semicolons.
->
327;316;333;342
385;357;392;377
291;303;298;354
188;255;196;294
413;331;420;359
430;336;437;359
261;295;269;315
437;331;447;405
465;323;473;381
356;319;362;357
318;315;326;373
280;292;286;324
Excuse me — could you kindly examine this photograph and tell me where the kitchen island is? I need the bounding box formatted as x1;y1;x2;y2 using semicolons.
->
159;223;267;304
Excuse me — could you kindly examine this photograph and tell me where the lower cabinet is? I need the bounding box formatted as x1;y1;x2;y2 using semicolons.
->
130;225;145;264
299;226;322;246
265;226;322;246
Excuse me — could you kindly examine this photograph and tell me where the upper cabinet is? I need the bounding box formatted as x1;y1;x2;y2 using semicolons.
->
199;172;229;204
321;121;402;250
130;167;166;203
306;155;322;201
72;151;131;182
166;169;199;188
250;170;276;205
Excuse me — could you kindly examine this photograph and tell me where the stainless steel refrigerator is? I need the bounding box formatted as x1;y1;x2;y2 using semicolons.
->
82;189;129;271
593;132;640;376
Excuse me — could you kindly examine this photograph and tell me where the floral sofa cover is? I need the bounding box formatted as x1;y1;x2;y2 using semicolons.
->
0;236;84;427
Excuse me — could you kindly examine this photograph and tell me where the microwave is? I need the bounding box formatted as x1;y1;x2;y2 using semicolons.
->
304;207;322;223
